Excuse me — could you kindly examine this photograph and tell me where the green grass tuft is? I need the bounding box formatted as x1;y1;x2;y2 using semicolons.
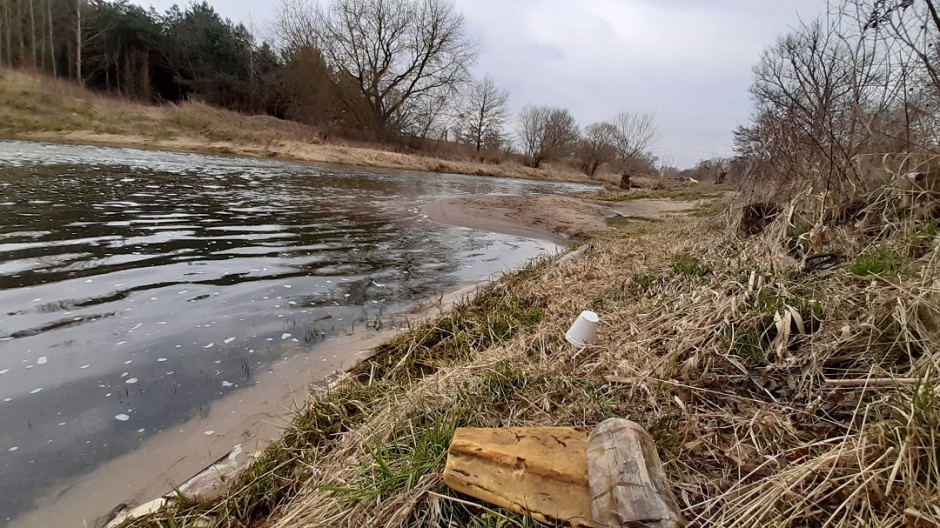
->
672;255;709;277
848;246;906;277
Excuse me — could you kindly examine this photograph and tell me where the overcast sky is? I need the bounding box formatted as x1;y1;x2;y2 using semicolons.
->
135;0;825;168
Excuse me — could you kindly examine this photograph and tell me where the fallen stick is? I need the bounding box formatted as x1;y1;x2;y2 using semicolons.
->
824;377;919;388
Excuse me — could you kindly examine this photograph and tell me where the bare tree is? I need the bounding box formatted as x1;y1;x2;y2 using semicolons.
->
853;0;940;94
75;0;83;84
517;104;580;168
274;0;318;50
457;75;510;151
46;0;54;75
736;17;892;192
0;0;5;67
578;121;619;176
404;85;450;139
611;111;658;162
28;0;35;64
277;0;477;137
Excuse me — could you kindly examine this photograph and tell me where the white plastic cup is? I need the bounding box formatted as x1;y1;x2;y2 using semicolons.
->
565;310;600;347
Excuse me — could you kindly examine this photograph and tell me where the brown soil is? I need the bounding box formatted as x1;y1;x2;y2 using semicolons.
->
423;195;701;245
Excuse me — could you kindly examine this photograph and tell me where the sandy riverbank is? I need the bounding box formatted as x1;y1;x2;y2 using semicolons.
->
1;71;589;184
423;194;703;245
9;279;512;528
13;192;699;527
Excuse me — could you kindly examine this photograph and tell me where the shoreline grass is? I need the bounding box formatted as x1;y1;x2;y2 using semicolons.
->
117;195;939;527
0;70;589;184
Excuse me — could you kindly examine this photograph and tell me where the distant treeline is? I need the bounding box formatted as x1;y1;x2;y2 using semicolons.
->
0;0;666;176
0;1;283;113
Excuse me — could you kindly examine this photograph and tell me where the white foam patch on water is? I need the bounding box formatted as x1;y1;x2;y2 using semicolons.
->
223;337;236;344
36;357;47;365
115;414;130;421
30;388;42;394
203;343;214;349
125;378;138;384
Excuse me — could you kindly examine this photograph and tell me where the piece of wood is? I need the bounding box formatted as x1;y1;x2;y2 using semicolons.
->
559;244;593;263
824;377;918;388
443;427;595;527
587;419;686;528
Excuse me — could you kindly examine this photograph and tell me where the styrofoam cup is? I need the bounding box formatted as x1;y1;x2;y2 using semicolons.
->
565;310;599;347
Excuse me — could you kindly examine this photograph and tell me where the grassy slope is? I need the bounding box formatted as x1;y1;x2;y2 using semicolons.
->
0;70;587;182
121;198;939;527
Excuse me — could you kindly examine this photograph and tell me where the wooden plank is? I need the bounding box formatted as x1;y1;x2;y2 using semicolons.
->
587;419;686;528
443;427;595;527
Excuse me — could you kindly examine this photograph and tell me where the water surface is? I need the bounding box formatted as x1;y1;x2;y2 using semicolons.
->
0;141;594;525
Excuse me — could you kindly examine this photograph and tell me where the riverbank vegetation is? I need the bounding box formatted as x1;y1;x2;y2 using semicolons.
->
0;0;664;182
113;0;940;526
118;193;939;526
0;70;584;181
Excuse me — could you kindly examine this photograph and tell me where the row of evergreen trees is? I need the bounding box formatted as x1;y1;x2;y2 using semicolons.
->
1;0;284;114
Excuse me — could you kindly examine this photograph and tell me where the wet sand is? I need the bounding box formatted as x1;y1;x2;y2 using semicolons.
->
9;284;492;528
423;194;700;245
9;329;391;528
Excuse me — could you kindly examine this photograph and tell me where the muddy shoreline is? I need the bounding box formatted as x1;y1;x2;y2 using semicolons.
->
8;279;516;528
14;190;699;527
422;194;701;246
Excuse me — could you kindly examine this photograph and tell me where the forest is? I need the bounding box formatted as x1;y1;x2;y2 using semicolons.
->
0;0;664;178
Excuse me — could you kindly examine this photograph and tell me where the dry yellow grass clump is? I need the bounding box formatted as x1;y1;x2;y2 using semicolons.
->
119;192;938;528
0;70;586;182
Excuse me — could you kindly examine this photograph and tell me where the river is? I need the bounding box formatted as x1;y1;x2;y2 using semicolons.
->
0;141;594;526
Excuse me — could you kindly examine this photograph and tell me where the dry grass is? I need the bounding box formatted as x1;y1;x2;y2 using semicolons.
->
117;188;939;527
0;70;587;182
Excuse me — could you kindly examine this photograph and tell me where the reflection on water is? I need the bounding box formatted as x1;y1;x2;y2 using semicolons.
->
0;141;595;525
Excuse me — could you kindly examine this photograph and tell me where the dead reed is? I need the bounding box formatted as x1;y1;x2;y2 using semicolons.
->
118;186;938;527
